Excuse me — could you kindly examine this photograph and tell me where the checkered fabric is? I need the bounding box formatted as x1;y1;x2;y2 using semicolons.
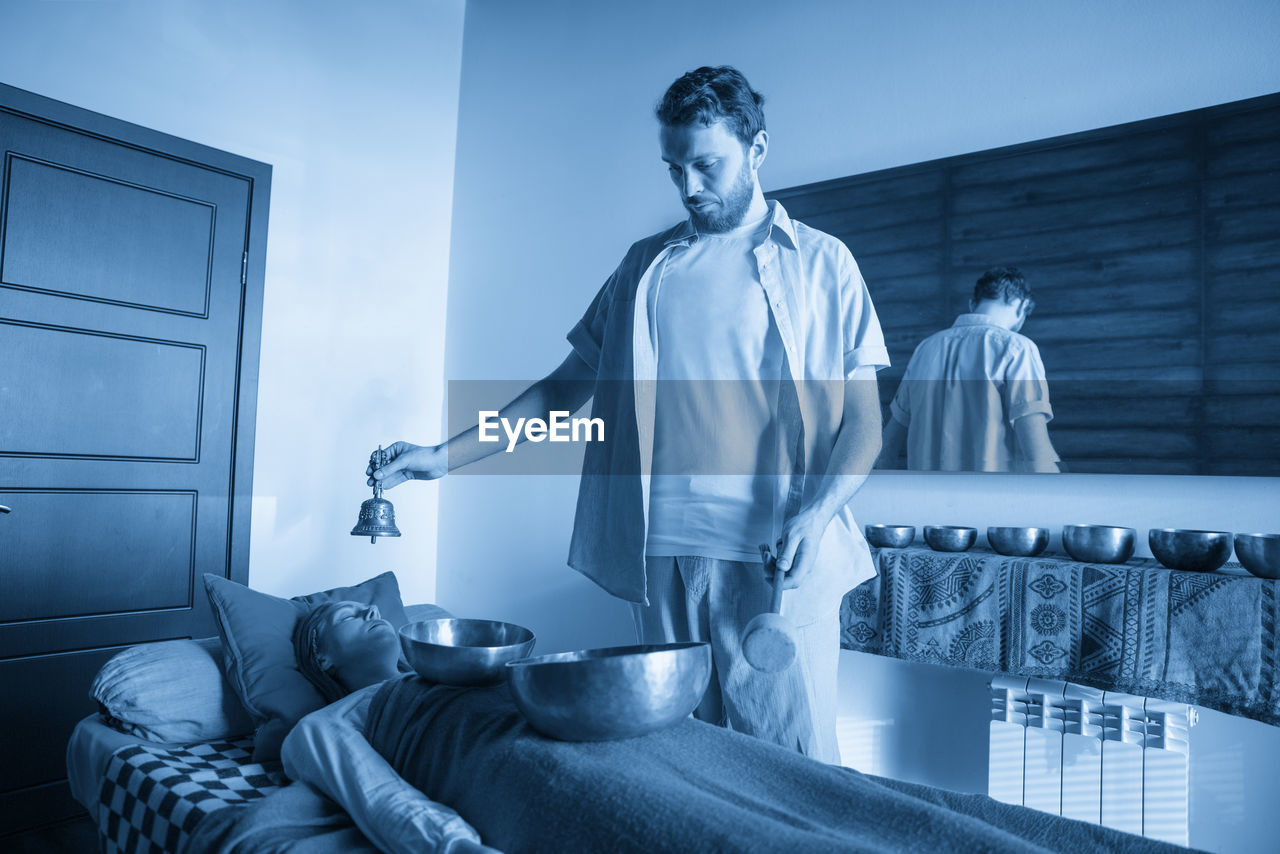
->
96;736;287;854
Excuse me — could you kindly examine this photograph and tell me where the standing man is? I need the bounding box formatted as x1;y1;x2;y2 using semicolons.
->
370;66;889;762
878;267;1060;472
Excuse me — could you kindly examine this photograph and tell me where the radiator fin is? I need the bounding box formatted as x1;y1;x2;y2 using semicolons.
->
988;678;1193;846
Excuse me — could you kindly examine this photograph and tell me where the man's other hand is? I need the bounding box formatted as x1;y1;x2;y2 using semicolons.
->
771;507;832;590
366;442;447;489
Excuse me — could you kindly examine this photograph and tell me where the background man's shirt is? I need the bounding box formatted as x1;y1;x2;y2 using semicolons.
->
889;313;1055;472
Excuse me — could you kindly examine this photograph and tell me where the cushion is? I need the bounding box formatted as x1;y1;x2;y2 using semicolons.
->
202;571;410;761
91;636;256;743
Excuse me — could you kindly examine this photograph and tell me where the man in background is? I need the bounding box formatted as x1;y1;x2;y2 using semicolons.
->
879;267;1060;472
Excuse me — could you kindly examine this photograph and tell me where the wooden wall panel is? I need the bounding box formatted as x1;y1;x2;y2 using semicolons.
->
947;129;1194;185
771;91;1280;475
951;159;1198;213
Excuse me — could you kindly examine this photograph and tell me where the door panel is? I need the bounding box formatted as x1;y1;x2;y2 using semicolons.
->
0;321;204;459
0;84;268;834
0;645;124;794
2;154;215;315
0;490;196;622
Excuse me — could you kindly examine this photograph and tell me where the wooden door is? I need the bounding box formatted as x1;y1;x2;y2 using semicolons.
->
0;83;269;835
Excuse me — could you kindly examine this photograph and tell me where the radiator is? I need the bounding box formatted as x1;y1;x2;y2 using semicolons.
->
988;676;1195;846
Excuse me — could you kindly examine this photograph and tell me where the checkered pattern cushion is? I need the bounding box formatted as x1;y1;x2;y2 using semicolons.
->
97;736;287;854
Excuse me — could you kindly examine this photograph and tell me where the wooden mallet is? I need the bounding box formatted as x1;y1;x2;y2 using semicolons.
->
742;544;799;672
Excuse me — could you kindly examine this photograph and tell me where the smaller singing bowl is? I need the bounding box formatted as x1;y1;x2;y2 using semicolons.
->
1148;529;1233;572
1062;525;1135;564
1235;534;1280;579
399;618;535;687
924;525;977;552
987;526;1050;557
865;524;916;548
506;642;711;742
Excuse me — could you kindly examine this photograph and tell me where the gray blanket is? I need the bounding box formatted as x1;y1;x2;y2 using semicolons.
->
367;674;1189;854
181;781;378;854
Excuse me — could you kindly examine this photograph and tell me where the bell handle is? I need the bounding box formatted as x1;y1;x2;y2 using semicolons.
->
759;543;786;614
371;446;386;499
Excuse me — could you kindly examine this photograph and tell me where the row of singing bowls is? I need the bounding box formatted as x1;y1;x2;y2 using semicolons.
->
506;642;711;742
869;522;1280;576
867;524;1049;556
399;618;536;686
1064;526;1280;574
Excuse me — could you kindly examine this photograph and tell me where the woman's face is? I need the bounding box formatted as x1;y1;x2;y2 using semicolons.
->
317;602;401;690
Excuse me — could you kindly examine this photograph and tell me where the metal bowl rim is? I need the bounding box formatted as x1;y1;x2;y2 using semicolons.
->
1148;528;1232;537
866;524;915;532
505;641;708;669
1235;532;1280;541
987;526;1050;535
924;525;977;533
399;618;535;650
1063;524;1136;533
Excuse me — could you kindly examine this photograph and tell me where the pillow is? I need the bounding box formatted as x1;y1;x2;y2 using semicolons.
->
202;571;410;762
91;636;256;743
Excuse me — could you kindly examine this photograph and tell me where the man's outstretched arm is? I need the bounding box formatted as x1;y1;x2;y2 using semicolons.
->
369;351;596;488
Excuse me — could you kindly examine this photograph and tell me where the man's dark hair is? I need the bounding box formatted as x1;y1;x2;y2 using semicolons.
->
655;65;765;147
973;267;1033;308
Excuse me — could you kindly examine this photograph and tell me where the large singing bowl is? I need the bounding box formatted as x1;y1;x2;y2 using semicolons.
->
1148;529;1233;572
399;619;535;687
1235;534;1280;579
987;526;1051;557
924;525;977;552
506;642;711;742
1062;524;1136;564
865;524;916;548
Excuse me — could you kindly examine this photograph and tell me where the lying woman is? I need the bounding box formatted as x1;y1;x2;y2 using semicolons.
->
198;600;1191;854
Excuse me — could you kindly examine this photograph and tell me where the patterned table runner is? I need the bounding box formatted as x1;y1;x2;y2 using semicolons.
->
841;546;1280;726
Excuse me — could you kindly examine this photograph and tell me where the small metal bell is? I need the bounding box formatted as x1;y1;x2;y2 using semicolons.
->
351;445;402;544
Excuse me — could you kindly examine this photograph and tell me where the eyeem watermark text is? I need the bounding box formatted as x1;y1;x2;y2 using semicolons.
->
478;411;605;453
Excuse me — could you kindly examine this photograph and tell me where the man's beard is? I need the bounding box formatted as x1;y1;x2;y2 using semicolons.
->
687;161;755;233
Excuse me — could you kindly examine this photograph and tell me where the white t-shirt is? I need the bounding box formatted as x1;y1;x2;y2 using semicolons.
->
646;212;783;562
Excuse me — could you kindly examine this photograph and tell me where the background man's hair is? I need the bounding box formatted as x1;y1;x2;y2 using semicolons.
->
973;266;1033;307
655;65;765;146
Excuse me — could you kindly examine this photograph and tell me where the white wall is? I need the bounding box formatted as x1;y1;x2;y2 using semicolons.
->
0;0;466;604
443;0;1280;645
